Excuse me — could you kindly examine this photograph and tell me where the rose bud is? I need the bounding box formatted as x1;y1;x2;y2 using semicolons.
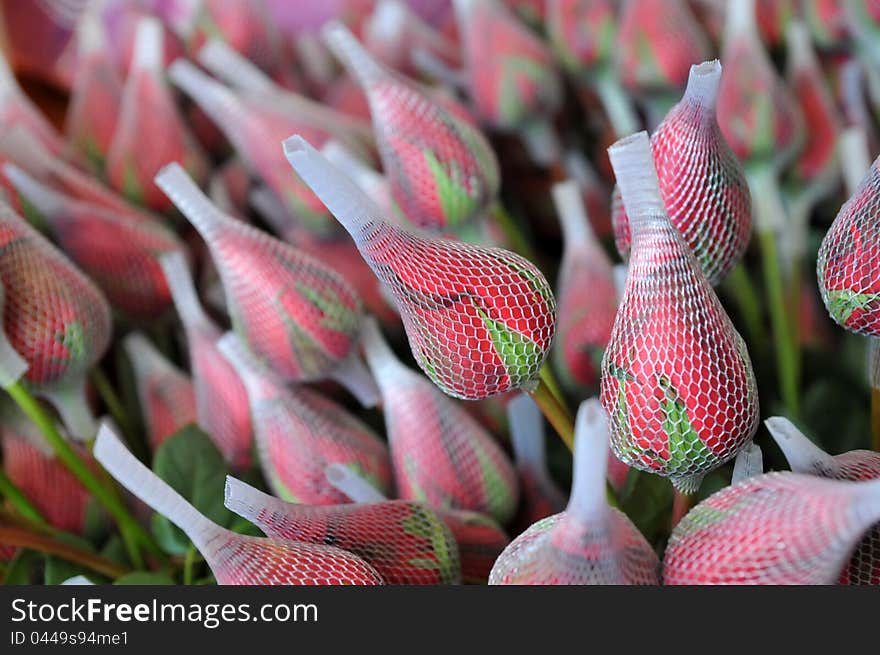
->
0;202;111;439
0;127;159;225
552;180;618;392
716;0;804;169
169;58;342;240
0;52;69;159
323;22;500;234
359;317;519;524
804;0;850;50
1;401;98;533
611;61;753;286
285;136;556;400
217;333;391;505
325;459;511;584
816;153;880;335
452;0;564;164
766;417;880;585
507;394;567;529
106;18;209;213
160;252;253;471
155;163;369;395
6;165;187;320
602;131;759;494
224;475;460;585
94;423;385;585
490;399;661;584
615;0;711;113
64;10;123;173
663;470;880;584
124;333;197;451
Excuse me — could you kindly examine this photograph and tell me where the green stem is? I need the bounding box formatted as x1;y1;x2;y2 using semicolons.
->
0;470;46;525
528;378;619;508
538;364;565;407
671;488;694;530
722;263;764;354
3;381;164;565
183;545;197;585
0;525;130;580
490;202;539;263
748;166;800;419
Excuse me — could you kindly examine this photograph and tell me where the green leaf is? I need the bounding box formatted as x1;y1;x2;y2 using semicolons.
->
99;535;130;568
824;289;880;326
122;159;145;204
113;572;176;585
474;304;542;385
150;424;235;556
2;549;42;585
659;377;723;477
43;532;99;585
423;148;478;228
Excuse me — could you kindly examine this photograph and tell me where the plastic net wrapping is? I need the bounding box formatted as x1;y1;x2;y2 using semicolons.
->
552;180;618;392
170;58;343;240
160;252;253;471
0;201;111;431
615;0;710;95
611;61;752;286
663;471;880;585
106;18;209;212
324;23;499;233
93;424;384;585
5;165;186;321
766;417;880;585
124;333;196;451
452;0;562;132
601;133;759;494
490;399;661;585
0;401;96;533
716;0;804;167
156;163;363;384
507;394;567;530
63;9;122;171
546;0;616;75
217;333;391;505
286;137;556;400
224;476;461;585
817;154;880;335
360;317;519;524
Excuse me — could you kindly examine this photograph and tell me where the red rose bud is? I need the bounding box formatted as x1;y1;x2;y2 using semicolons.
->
716;0;805;167
552;180;617;392
217;333;391;505
64;10;122;172
547;0;616;74
323;22;500;233
360;317;519;524
325;454;511;584
0;202;111;438
124;333;196;451
765;417;880;585
106;18;209;213
804;0;849;50
156;163;364;384
785;22;842;191
602;132;759;494
490;399;661;584
250;185;400;331
817;154;880;335
612;61;753;286
285;136;557;400
0;127;158;225
1;401;97;533
756;0;796;46
169;58;342;240
615;0;710;97
93;423;384;585
160;252;253;471
5;165;186;321
224;475;461;585
506;394;567;529
0;52;69;159
664;471;880;584
452;0;563;148
363;0;461;77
